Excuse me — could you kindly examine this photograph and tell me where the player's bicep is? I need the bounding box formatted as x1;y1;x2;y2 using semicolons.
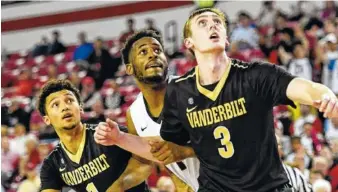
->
160;82;190;145
126;109;138;135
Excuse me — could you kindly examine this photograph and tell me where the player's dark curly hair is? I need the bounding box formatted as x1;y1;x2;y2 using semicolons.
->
37;79;82;116
121;30;164;65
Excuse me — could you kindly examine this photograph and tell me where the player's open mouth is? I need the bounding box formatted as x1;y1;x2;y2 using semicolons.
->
209;33;220;40
62;113;73;120
146;62;163;69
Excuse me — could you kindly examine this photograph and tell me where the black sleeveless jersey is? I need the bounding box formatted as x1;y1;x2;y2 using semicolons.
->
160;59;296;192
40;124;148;192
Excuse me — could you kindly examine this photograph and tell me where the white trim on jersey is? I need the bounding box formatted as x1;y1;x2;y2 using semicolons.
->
283;163;312;192
129;77;200;191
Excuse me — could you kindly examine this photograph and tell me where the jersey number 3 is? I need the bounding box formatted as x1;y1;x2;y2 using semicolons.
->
86;182;98;192
213;126;234;158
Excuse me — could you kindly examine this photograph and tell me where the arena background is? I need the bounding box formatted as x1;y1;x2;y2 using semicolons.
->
1;1;338;192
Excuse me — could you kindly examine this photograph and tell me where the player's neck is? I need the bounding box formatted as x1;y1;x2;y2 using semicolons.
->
58;122;85;154
195;51;230;85
138;82;166;117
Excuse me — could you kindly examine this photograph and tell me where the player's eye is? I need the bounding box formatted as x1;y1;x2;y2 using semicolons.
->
139;49;147;55
66;98;74;103
198;20;207;27
52;103;59;108
214;19;222;25
154;48;161;54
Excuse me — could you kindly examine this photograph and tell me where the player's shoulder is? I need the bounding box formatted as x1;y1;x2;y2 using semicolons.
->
41;143;63;167
171;67;196;86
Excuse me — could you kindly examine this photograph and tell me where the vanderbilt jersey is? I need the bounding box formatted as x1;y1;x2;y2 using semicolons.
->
40;124;148;192
160;59;296;192
129;92;200;191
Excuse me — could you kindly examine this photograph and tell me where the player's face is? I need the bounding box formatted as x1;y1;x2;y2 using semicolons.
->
43;90;82;131
128;37;168;84
185;12;229;54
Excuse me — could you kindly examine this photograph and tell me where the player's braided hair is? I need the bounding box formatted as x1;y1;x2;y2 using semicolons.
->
37;79;82;116
121;30;164;65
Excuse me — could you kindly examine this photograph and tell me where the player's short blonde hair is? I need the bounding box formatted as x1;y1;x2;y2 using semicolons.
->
183;8;227;39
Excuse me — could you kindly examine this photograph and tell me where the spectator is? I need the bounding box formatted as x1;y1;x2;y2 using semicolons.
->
73;31;94;61
80;76;102;111
282;42;313;80
300;122;316;156
48;30;66;55
29;110;46;136
320;33;338;94
257;1;278;26
276;134;312;192
1;137;20;186
1;125;8;137
286;136;311;175
291;104;323;136
230;11;259;48
321;0;338;20
312;179;331;192
84;100;106;124
228;42;247;61
119;18;135;45
102;79;123;110
145;18;161;35
310;170;325;185
87;37;120;88
9;124;29;156
16;163;40;192
31;36;50;57
312;156;331;181
156;176;175;192
325;118;338;142
68;71;81;89
2;99;31;130
47;64;58;80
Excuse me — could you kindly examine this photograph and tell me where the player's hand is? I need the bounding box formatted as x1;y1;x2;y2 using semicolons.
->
313;94;338;118
149;139;181;165
94;118;122;146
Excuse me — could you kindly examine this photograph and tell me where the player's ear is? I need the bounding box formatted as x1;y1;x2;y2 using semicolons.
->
79;105;84;115
126;63;134;75
184;38;194;50
43;116;51;126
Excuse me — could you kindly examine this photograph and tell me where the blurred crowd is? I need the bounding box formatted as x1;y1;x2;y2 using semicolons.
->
1;1;338;192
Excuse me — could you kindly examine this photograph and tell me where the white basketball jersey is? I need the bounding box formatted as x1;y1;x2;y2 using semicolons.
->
130;93;200;191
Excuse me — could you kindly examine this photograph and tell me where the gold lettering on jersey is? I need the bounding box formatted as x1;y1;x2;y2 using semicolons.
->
211;107;220;123
61;154;111;186
224;103;233;119
83;164;93;178
186;97;247;128
88;162;98;175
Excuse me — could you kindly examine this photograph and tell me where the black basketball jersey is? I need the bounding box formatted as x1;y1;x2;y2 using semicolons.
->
160;59;296;192
40;124;148;192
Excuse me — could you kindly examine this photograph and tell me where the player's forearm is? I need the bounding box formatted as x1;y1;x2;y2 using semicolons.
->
287;77;336;105
108;157;153;191
170;144;195;163
116;132;162;163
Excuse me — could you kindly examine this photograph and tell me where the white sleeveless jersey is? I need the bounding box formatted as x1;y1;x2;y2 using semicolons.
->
130;92;200;191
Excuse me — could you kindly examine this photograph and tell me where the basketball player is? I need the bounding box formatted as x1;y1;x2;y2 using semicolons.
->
37;80;151;192
94;8;338;192
110;30;199;191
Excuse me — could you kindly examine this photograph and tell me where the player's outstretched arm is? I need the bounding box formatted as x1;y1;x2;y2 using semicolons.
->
286;77;338;118
149;140;195;164
94;119;163;163
107;156;153;192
